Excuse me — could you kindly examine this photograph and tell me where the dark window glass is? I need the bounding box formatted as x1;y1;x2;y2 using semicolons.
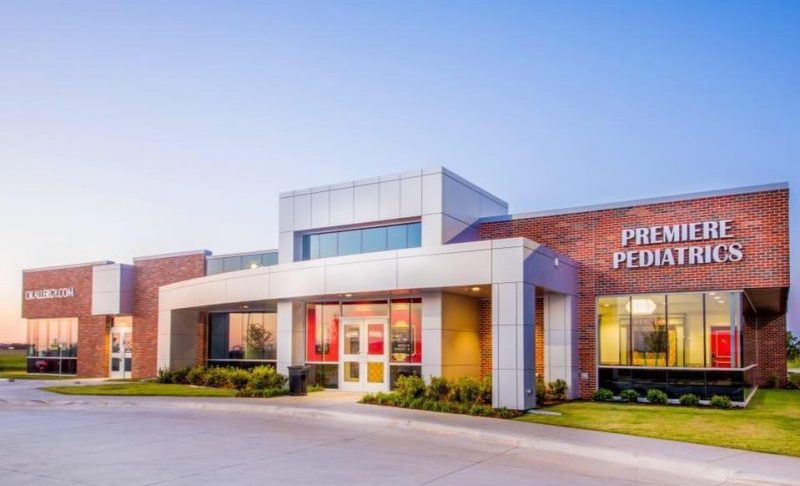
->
338;230;361;256
307;364;339;388
261;252;278;266
242;254;261;270
223;256;242;272
206;258;224;275
319;233;337;258
208;314;230;360
362;227;387;253
406;223;421;248
386;225;407;250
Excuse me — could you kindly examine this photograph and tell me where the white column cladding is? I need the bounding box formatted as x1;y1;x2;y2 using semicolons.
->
492;282;536;410
276;300;295;376
544;294;579;399
421;290;443;382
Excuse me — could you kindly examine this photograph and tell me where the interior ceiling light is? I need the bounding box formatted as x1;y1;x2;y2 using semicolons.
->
626;298;657;315
471;287;481;292
345;293;353;298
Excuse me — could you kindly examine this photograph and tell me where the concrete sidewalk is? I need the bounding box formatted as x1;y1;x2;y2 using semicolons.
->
3;379;799;485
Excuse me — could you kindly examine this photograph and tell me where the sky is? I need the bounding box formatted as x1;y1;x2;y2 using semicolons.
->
0;1;798;342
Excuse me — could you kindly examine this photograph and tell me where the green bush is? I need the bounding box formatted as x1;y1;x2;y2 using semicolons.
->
172;367;190;385
425;376;452;401
592;388;614;401
478;376;492;405
186;365;207;386
205;366;233;388
236;387;287;398
678;393;700;406
710;395;732;409
452;377;481;404
156;366;176;384
620;389;640;403
308;383;325;393
785;373;800;390
228;368;251;390
536;377;547;404
395;375;425;401
547;379;568;401
646;389;668;404
248;365;286;390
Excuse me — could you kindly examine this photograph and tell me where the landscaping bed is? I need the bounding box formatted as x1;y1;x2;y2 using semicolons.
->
361;376;523;419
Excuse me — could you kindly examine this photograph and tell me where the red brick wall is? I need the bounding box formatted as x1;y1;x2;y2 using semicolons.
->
195;312;208;365
22;264;112;377
132;254;206;379
480;189;789;397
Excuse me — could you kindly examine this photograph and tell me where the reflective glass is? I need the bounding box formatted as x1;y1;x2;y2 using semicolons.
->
386;225;407;250
406;223;421;247
223;256;242;272
206;258;223;275
706;292;734;368
261;252;278;266
241;254;261;270
319;233;337;258
667;293;704;367
631;294;667;367
598;296;630;365
337;230;361;256
362;227;387;253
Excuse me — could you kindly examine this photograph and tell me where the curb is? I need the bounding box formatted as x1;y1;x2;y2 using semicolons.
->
6;395;797;486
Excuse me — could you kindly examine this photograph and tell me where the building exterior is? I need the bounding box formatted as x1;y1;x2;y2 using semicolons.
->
21;168;790;409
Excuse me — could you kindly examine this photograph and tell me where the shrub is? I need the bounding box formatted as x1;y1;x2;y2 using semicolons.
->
620;389;640;403
646;389;668;404
478;376;492;405
767;374;781;389
592;388;614;401
710;395;732;409
785;373;800;390
308;383;325;393
678;393;700;406
156;366;176;384
547;379;568;401
186;366;207;386
205;366;233;388
536;377;547;404
395;375;425;401
452;377;481;404
172;367;190;385
228;368;251;390
248;365;286;390
425;376;452;401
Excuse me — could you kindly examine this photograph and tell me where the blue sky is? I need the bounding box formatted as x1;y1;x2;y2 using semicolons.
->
0;1;798;341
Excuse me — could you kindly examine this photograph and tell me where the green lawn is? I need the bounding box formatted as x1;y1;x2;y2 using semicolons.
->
789;357;800;369
0;349;26;372
42;383;239;397
0;372;74;380
518;390;800;456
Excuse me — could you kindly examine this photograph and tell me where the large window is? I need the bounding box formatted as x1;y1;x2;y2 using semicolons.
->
26;318;78;374
305;298;423;389
598;292;742;369
206;251;278;275
207;312;277;367
301;222;422;260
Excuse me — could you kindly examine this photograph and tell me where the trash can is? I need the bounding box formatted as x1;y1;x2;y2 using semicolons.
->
287;365;308;396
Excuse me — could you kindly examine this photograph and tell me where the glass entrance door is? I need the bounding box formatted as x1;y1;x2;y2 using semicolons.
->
339;318;388;392
110;328;133;379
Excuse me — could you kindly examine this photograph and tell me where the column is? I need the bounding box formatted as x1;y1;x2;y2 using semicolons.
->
492;282;535;409
544;294;579;399
421;290;442;382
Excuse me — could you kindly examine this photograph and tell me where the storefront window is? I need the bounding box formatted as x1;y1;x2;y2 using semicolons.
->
207;312;277;365
306;303;340;362
26;318;78;374
390;299;422;364
598;296;630;365
597;292;742;369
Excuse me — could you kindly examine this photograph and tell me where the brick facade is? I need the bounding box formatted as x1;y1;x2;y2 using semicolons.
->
21;263;111;377
479;295;545;380
132;254;206;379
480;188;790;397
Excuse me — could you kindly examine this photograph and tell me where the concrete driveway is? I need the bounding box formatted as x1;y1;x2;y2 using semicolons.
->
1;379;798;485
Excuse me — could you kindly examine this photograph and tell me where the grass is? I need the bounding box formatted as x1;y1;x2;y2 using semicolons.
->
42;383;239;397
789;357;800;369
0;372;75;380
517;389;800;457
0;349;26;372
